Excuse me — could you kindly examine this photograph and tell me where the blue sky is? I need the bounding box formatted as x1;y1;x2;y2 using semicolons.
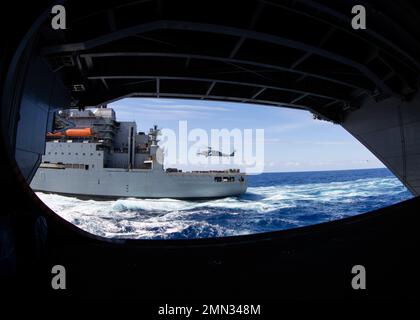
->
109;98;384;173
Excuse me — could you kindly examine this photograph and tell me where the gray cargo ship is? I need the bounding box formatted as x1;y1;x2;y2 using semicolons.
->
30;107;247;199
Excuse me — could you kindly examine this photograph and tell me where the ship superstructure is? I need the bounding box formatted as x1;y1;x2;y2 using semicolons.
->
30;107;247;199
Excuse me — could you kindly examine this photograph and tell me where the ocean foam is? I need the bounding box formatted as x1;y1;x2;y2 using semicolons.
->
34;174;411;239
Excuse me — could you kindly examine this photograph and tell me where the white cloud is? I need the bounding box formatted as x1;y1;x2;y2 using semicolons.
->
111;98;230;112
109;100;231;121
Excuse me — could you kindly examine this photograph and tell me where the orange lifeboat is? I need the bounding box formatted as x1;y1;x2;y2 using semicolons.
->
47;128;93;137
65;128;93;137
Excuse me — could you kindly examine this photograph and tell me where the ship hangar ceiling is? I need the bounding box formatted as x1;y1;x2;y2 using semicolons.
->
2;0;420;300
40;0;420;123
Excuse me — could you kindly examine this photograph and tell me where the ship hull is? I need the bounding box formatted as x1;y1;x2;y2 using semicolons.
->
30;168;247;199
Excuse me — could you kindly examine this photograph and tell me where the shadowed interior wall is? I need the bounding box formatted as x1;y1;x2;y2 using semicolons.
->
14;55;70;181
342;93;420;196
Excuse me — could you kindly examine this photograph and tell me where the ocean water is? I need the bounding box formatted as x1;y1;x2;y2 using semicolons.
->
35;168;413;239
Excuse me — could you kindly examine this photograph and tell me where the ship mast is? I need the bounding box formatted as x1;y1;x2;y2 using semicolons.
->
148;125;161;170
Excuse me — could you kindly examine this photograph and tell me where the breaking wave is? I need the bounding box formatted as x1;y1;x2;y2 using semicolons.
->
35;169;412;239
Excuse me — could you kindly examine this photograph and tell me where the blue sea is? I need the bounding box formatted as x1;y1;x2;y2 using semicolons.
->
36;168;413;239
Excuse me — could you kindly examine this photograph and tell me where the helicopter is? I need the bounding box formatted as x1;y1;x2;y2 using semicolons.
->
197;146;235;157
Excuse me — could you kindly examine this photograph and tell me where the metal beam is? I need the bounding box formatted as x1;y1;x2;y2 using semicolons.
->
321;100;339;108
101;78;109;90
261;0;420;72
288;0;420;71
147;93;305;109
229;37;246;60
134;34;176;47
290;93;309;104
83;56;94;71
229;1;264;58
75;55;84;75
219;61;273;81
87;75;349;102
201;81;216;99
251;87;267;99
43;20;395;95
241;87;267;103
79;52;365;90
291;27;335;70
85;91;311;111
